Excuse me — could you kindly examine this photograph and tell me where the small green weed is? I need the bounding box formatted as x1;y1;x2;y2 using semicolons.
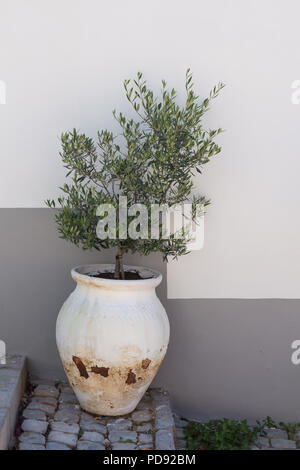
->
184;418;258;450
257;416;300;440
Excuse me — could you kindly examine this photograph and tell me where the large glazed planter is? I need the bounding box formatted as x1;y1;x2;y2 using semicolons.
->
56;264;170;416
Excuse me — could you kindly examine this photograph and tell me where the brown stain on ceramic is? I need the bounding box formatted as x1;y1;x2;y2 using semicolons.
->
125;370;136;384
72;355;89;379
91;366;109;377
142;358;151;369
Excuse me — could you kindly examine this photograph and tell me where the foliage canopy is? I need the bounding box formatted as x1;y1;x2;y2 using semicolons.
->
47;70;224;278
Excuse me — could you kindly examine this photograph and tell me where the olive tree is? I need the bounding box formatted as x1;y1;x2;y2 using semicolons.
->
46;70;224;279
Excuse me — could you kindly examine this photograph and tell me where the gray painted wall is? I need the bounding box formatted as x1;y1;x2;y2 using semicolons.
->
1;209;300;422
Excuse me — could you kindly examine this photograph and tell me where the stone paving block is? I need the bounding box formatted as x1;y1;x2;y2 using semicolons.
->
81;411;101;424
135;399;153;411
27;401;56;416
19;431;46;445
112;442;137;450
270;438;296;449
107;418;132;431
59;402;80;413
31;396;57;407
132;409;152;423
137;423;153;432
82;412;107;424
23;408;46;421
46;442;71;450
21;419;48;434
109;430;137;443
34;384;59;399
80;419;106;434
48;430;78;448
80;431;105;443
54;408;80;424
155;429;175;450
19;442;45;450
264;428;288;439
155;404;174;430
59;391;78;404
77;440;105;450
50;420;80;434
139;433;153;444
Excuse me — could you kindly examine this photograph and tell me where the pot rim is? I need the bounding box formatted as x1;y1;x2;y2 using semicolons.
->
71;264;162;290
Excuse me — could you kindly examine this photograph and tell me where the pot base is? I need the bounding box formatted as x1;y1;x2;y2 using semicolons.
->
62;351;166;416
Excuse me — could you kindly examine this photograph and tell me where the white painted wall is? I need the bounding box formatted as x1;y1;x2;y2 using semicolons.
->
0;0;300;297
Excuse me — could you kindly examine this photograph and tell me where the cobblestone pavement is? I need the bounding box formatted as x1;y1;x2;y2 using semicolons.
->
251;429;299;450
173;416;300;450
173;415;188;450
15;377;175;450
15;377;297;451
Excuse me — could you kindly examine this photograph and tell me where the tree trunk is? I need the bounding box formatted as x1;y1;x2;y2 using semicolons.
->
114;254;120;279
114;247;125;280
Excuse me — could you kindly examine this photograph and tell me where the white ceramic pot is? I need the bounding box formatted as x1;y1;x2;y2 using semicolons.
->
56;264;170;416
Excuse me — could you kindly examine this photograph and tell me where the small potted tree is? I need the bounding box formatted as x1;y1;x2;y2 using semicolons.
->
47;70;224;415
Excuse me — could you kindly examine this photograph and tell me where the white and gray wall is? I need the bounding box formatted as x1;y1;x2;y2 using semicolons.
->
1;0;300;421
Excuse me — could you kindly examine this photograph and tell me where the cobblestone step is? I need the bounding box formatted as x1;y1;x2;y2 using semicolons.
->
0;355;26;450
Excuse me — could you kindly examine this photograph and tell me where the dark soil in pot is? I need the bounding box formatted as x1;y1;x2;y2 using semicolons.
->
90;271;148;280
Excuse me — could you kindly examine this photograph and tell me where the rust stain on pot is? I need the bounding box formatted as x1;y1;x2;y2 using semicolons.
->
91;366;109;377
126;370;136;384
72;356;89;379
142;358;151;369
